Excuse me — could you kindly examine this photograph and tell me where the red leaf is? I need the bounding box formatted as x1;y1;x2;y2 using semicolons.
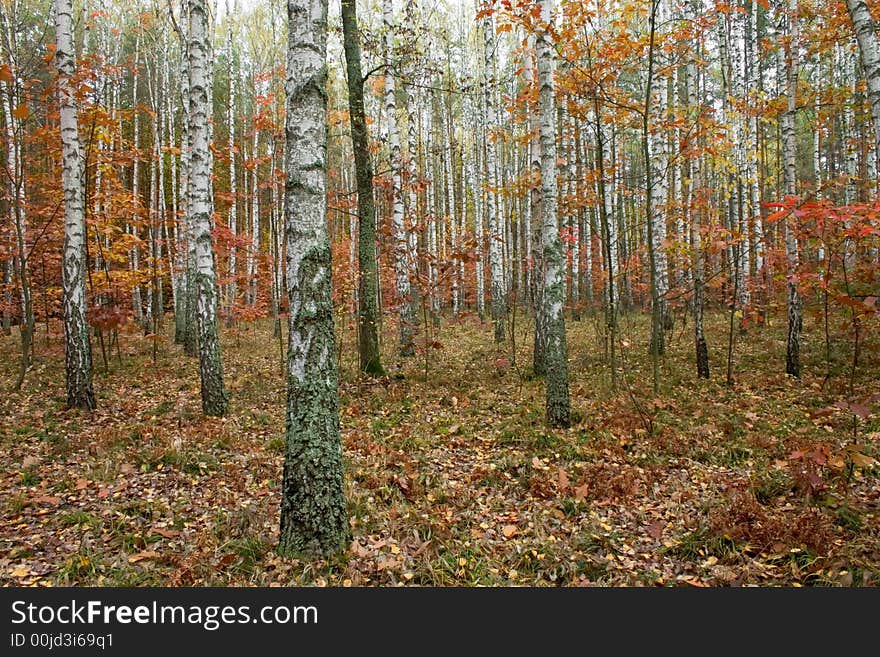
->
850;404;871;419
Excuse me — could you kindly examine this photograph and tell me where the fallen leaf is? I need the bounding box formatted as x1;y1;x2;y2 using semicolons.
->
128;551;161;563
350;540;370;558
33;495;62;507
558;468;570;492
151;528;180;539
851;452;876;468
647;520;665;540
502;524;518;538
850;404;871;419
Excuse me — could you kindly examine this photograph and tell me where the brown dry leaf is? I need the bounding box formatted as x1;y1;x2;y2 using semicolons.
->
574;484;590;501
350;540;371;558
217;553;236;568
75;478;90;490
151;528;180;539
558;468;570;492
647;520;665;540
376;556;400;571
851;452;876;468
501;524;518;539
33;495;62;507
128;551;161;564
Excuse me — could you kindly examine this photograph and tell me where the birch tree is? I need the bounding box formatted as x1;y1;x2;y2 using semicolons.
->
782;0;801;377
1;0;34;389
278;0;348;556
55;0;95;410
846;0;880;178
383;0;415;356
536;0;569;427
482;8;505;342
187;0;228;415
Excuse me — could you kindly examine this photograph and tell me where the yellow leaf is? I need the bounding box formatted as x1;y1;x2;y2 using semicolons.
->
851;452;876;468
11;566;31;578
12;104;28;120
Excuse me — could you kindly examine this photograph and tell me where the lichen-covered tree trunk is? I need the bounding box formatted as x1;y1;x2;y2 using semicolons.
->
278;0;348;557
187;0;228;416
341;0;384;377
383;0;415;357
537;0;570;428
783;0;801;377
55;0;95;410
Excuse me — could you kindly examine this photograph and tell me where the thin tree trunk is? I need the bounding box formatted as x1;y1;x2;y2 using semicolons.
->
383;0;415;357
341;0;384;376
55;0;96;410
783;0;802;377
482;11;505;343
187;0;228;415
537;0;570;428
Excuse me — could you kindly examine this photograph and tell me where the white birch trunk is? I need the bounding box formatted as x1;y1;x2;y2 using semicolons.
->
384;0;415;355
537;0;569;426
482;10;505;342
187;0;228;414
278;0;348;556
55;0;95;409
783;0;802;377
846;0;880;179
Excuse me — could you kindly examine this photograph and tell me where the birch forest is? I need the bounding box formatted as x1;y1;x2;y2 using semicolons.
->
2;0;880;587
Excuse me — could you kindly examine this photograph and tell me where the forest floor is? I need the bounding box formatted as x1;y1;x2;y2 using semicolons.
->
2;306;879;587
